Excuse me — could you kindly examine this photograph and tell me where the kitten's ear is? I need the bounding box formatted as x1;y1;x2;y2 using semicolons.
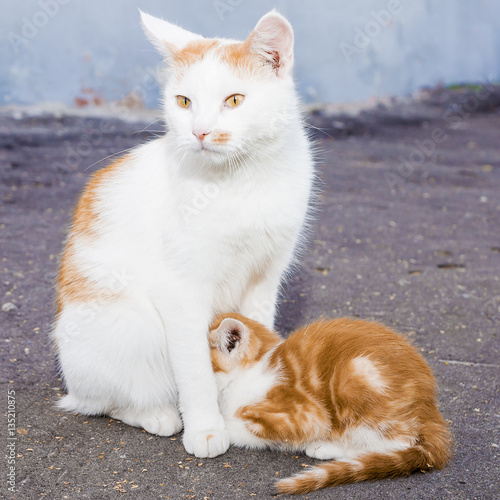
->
246;10;294;76
139;10;203;59
215;318;248;354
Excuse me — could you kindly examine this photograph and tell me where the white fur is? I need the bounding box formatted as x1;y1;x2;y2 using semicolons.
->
140;10;203;56
304;428;411;461
305;441;347;460
215;351;281;449
342;426;411;457
53;11;314;459
351;356;387;392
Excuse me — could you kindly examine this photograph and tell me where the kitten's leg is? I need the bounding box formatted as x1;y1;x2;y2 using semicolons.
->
305;441;349;460
158;293;229;458
237;387;330;446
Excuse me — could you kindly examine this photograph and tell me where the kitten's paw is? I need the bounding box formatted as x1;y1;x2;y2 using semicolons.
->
183;429;229;458
305;441;346;460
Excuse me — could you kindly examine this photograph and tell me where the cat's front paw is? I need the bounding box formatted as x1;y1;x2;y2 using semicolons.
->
183;428;229;458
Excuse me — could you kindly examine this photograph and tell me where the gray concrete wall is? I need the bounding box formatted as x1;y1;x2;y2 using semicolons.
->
1;0;500;107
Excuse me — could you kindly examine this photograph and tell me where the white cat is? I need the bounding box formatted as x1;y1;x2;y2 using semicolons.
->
52;10;314;458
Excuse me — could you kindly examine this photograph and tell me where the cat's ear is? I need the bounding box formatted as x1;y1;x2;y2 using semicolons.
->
246;10;294;76
140;10;203;59
215;318;248;354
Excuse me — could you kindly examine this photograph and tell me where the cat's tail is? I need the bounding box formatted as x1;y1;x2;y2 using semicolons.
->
276;420;453;495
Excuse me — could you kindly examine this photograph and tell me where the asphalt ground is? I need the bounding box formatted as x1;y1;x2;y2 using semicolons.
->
1;86;499;499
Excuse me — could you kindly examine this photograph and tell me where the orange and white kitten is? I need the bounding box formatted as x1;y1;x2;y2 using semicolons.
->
209;314;452;494
52;10;314;459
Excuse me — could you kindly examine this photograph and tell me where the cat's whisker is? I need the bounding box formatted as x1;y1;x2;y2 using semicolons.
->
239;144;275;175
84;146;138;172
133;118;165;136
167;146;188;176
303;121;335;140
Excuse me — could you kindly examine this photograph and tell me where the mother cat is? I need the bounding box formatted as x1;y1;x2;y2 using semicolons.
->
52;10;314;458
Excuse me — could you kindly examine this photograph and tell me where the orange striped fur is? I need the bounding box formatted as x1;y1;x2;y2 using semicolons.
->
209;315;453;494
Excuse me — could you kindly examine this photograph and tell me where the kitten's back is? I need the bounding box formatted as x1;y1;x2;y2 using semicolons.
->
271;317;437;407
272;318;452;493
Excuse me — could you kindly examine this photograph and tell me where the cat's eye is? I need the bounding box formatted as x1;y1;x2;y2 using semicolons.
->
225;94;245;108
176;95;191;108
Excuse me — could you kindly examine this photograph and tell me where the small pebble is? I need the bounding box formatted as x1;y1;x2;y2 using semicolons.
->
2;302;18;312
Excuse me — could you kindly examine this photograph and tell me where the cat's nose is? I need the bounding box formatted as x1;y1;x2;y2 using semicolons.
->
193;130;211;142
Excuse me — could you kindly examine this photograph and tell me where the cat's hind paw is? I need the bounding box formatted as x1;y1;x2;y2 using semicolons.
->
183;429;229;458
141;409;183;437
305;441;346;460
110;406;182;437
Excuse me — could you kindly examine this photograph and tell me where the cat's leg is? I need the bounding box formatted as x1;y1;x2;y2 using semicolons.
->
238;270;282;330
237;387;330;447
239;247;297;329
223;413;269;450
157;290;229;458
305;441;349;460
54;300;181;436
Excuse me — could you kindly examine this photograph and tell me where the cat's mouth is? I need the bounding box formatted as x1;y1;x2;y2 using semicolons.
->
194;142;227;157
198;142;219;152
185;139;233;164
199;143;211;151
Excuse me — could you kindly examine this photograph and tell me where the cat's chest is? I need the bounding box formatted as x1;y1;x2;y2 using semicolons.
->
155;152;312;286
171;173;303;253
182;178;295;226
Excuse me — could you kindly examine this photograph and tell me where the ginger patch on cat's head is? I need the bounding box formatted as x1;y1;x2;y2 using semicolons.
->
141;9;294;78
209;313;281;373
169;38;269;81
171;39;221;68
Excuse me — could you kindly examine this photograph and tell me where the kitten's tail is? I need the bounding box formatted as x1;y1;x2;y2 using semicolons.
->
276;420;453;495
